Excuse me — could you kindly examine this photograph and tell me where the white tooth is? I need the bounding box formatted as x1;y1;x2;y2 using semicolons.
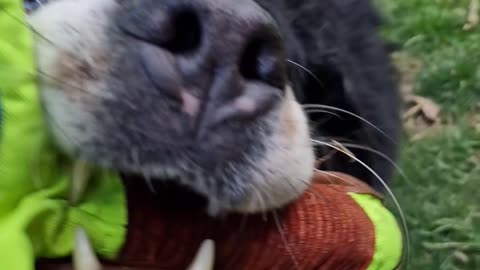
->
74;227;102;270
187;239;215;270
70;160;91;205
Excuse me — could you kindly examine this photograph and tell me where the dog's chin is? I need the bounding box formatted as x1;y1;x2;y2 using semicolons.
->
104;145;313;216
118;171;252;216
115;168;281;216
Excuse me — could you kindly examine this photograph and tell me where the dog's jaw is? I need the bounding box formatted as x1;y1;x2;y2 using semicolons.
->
29;0;315;214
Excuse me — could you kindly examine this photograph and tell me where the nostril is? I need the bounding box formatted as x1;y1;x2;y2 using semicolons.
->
163;9;202;53
121;6;202;54
239;36;286;89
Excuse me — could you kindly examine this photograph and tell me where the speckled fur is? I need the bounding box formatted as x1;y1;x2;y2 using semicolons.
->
28;0;399;213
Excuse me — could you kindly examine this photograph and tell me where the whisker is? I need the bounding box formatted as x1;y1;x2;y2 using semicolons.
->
285;169;339;207
311;136;354;144
252;188;268;220
136;147;158;194
143;173;158;195
0;64;109;98
35;0;45;8
36;69;116;98
288;175;328;202
286;59;326;90
304;108;343;119
315;149;338;168
304;104;397;145
272;210;300;270
286;59;396;145
331;140;356;160
292;174;339;208
287;58;396;145
329;141;412;186
314;169;361;187
24;107;86;191
0;7;59;48
0;65;37;86
312;137;412;187
304;109;343;133
29;134;55;189
310;139;410;267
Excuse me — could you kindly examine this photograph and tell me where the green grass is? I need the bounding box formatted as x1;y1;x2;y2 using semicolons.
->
379;0;480;116
375;0;480;269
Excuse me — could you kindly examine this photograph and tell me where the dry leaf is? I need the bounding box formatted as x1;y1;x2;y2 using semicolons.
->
463;0;479;30
404;95;441;122
410;122;445;141
391;52;423;97
468;153;480;166
466;113;480;132
402;103;422;120
391;52;444;140
403;115;417;131
453;250;470;264
402;95;443;140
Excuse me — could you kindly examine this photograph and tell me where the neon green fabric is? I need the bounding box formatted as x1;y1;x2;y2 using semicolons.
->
0;1;127;270
349;193;403;270
0;2;402;270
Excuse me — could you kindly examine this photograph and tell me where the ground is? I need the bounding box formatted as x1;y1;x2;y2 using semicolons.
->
375;0;480;269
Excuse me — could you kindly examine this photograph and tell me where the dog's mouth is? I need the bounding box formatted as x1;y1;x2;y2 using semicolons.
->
121;172;210;211
68;161;217;268
69;159;211;212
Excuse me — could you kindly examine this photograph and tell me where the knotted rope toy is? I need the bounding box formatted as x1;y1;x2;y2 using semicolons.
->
0;0;404;269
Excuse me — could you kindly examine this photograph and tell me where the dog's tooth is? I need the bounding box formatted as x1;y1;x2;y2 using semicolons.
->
69;160;91;205
187;239;215;270
73;227;102;270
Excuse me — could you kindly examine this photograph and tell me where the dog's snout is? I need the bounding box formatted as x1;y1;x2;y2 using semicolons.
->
120;0;286;129
140;8;203;54
32;0;316;213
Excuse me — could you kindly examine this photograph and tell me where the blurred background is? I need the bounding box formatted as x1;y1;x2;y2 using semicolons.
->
375;0;480;269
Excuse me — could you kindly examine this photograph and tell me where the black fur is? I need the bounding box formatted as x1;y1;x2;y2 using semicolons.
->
259;0;401;190
29;0;400;195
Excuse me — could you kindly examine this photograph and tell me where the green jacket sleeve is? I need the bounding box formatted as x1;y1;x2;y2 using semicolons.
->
0;1;127;269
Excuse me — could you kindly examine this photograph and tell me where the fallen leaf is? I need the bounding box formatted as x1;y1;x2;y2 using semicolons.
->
466;113;480;132
404;95;441;122
468;153;480;166
391;52;444;139
402;103;422;120
410;122;445;141
402;95;443;140
463;0;479;30
391;52;423;97
453;250;470;264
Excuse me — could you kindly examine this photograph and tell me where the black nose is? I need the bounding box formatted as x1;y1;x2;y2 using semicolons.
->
119;0;287;130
